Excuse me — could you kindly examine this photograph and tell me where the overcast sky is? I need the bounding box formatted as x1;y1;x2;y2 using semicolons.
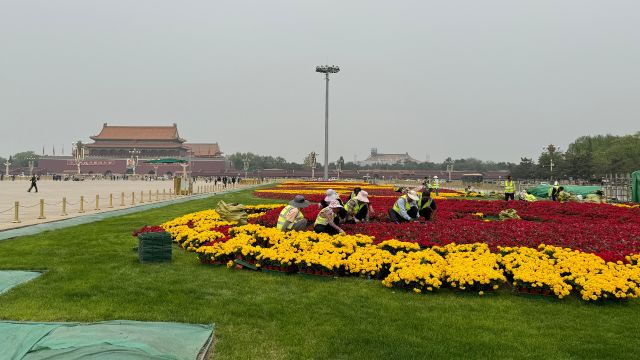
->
1;0;638;163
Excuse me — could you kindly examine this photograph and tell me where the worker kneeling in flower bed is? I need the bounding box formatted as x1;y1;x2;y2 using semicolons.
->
418;189;437;221
276;195;310;232
314;200;346;235
388;190;420;223
344;190;373;223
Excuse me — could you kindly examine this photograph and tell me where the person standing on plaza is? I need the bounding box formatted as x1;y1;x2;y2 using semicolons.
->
504;175;515;201
27;175;38;193
222;176;227;188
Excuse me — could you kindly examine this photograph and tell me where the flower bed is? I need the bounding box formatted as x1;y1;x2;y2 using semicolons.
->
142;181;640;302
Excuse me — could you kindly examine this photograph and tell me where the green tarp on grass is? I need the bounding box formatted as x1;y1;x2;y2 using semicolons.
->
0;271;42;294
0;320;214;360
527;184;602;199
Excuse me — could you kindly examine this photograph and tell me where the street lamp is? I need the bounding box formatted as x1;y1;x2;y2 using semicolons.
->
4;156;12;177
73;141;86;175
336;156;344;180
26;156;37;176
243;156;250;179
309;151;317;180
316;65;340;180
128;148;141;176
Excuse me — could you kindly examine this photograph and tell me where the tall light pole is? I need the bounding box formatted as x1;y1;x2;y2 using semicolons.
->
316;65;340;180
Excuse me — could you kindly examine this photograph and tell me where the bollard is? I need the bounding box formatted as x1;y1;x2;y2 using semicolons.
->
109;193;113;208
140;190;144;203
163;189;166;199
61;197;68;216
12;201;20;223
156;189;159;201
79;196;85;213
131;192;135;205
120;192;125;206
38;199;46;219
149;190;152;202
95;194;100;210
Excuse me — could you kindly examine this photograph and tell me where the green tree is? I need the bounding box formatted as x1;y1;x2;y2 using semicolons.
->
11;151;40;168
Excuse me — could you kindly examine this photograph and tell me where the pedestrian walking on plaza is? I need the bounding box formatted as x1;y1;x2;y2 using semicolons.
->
27;175;38;193
232;176;236;187
276;195;310;232
504;175;515;201
222;176;228;188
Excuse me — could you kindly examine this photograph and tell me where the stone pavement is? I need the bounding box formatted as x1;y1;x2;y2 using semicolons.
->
0;179;249;233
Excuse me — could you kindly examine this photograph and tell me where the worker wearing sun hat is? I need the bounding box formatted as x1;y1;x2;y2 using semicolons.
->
314;200;346;235
344;190;373;223
276;195;310;232
319;188;347;223
389;190;420;223
548;181;561;201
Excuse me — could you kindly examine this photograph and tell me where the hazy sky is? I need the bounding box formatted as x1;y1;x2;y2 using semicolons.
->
1;0;638;163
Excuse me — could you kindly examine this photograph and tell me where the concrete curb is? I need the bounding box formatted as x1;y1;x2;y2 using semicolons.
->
0;185;264;241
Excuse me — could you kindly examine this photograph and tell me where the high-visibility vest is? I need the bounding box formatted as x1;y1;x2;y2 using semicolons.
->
432;179;439;189
418;194;433;210
350;192;358;200
504;180;515;193
345;198;365;214
392;195;412;215
314;207;335;226
276;205;304;230
548;185;559;197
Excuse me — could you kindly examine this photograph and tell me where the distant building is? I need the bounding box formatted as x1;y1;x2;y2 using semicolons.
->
359;148;420;166
37;123;232;176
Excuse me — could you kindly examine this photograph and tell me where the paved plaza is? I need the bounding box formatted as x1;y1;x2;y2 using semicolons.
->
0;179;237;231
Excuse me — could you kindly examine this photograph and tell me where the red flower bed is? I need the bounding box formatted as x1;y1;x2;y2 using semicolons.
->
132;225;166;237
252;198;640;261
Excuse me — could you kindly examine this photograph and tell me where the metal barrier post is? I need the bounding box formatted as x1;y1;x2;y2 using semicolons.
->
156;189;159;201
148;190;152;202
38;199;46;219
140;190;144;203
12;201;20;223
131;192;135;205
120;192;125;206
163;189;166;199
79;196;85;213
109;193;113;208
95;195;100;210
62;197;68;216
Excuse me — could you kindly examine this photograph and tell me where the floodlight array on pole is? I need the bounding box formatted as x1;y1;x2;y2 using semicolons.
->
316;65;340;180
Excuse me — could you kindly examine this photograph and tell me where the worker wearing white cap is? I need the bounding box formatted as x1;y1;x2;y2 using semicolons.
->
344;190;373;223
388;190;420;223
314;200;346;235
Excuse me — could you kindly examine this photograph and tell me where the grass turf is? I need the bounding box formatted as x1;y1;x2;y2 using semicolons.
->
0;189;638;359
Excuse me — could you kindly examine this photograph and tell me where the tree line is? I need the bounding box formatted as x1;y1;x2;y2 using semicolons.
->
230;132;639;180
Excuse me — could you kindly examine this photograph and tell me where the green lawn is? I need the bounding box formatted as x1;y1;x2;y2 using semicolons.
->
0;189;638;359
